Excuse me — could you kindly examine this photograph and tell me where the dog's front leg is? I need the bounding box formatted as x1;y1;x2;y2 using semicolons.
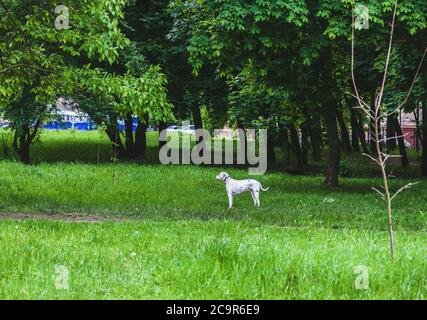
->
227;192;233;209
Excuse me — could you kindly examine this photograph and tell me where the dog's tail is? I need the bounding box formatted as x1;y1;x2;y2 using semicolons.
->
260;185;270;192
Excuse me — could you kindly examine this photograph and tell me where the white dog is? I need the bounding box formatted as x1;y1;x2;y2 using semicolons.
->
216;172;270;209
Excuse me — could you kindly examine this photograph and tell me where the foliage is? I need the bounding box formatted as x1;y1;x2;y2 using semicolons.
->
64;65;174;123
0;0;175;162
0;0;130;105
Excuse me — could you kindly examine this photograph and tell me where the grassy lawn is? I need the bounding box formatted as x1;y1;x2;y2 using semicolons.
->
0;161;426;231
0;130;425;299
0;220;425;299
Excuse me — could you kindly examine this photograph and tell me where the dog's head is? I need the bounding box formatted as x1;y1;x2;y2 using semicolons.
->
216;172;230;182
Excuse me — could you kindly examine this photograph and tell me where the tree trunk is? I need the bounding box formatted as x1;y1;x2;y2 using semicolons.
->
321;48;340;186
124;113;135;158
192;102;207;158
289;124;304;165
369;95;377;155
20;144;31;164
337;109;353;153
282;127;291;166
393;117;410;167
192;103;203;139
267;134;276;165
83;109;125;159
349;107;360;152
300;124;309;165
12;120;41;164
158;121;167;149
16;137;31;164
386;115;397;150
324;104;341;186
413;106;422;151
422;108;427;176
237;122;247;165
135;115;149;160
106;126;125;158
308;124;322;161
357;114;370;154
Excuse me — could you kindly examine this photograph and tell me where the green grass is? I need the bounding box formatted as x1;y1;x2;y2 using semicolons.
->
0;129;425;299
0;129;161;164
0;129;422;177
0;219;425;299
0;161;425;231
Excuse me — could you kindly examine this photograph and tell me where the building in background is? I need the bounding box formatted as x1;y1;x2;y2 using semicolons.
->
379;110;421;149
43;98;93;131
43;98;154;132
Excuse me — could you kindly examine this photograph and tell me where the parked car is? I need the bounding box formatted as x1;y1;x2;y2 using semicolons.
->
167;125;181;132
181;125;195;134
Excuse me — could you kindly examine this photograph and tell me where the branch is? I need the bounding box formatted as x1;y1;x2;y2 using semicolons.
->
372;187;385;200
383;154;402;160
385;108;400;117
0;64;48;74
350;92;376;120
382;133;408;141
390;182;420;201
349;93;370;109
396;48;427;110
375;0;398;114
27;119;41;144
362;152;381;165
354;106;376;121
350;4;367;114
381;153;402;163
0;0;20;30
382;153;391;162
350;94;376;121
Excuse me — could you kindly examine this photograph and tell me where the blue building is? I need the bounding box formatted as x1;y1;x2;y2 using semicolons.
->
43;106;94;131
43;98;154;132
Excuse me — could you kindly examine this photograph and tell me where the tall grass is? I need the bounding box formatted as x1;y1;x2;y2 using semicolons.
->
0;219;425;299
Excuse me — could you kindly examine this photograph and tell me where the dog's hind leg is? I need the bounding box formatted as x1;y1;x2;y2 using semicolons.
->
250;191;257;207
254;190;260;207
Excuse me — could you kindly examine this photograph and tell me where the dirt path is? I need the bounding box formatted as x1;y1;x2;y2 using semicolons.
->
0;213;138;223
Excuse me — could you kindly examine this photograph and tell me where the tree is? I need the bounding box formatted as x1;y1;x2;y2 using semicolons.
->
0;0;174;162
0;0;129;162
4;86;48;163
124;0;228;149
66;65;174;160
351;0;426;257
170;0;333;172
